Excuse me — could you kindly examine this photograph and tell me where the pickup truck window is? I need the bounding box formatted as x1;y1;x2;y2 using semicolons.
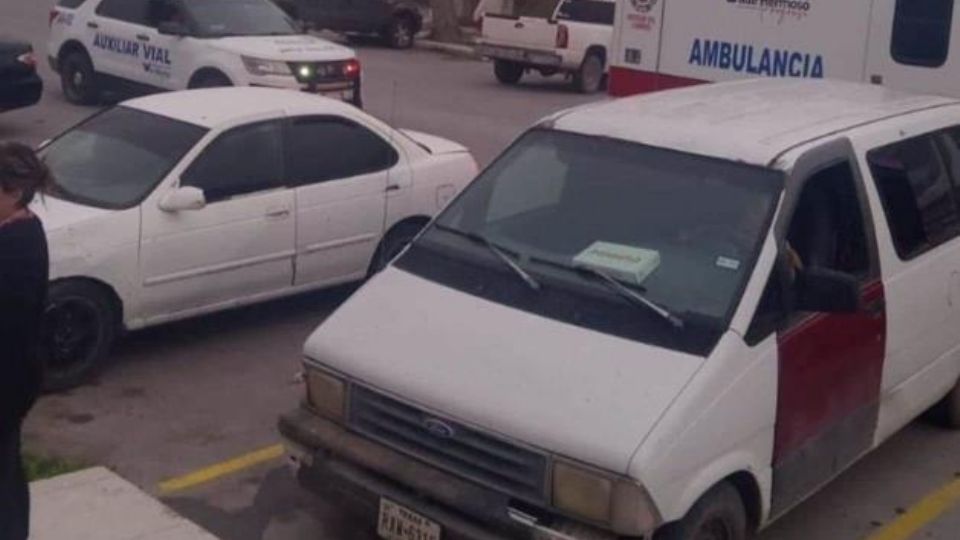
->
556;0;615;26
512;0;559;18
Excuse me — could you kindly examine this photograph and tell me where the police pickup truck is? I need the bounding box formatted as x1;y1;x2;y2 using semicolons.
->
48;0;362;107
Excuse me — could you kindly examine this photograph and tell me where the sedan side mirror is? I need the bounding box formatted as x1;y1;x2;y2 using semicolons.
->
158;21;189;36
795;267;860;313
159;186;206;212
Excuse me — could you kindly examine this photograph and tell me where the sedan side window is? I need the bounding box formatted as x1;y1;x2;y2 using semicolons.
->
285;116;398;186
182;121;285;203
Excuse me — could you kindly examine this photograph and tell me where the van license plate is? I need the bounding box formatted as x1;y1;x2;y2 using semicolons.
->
377;499;442;540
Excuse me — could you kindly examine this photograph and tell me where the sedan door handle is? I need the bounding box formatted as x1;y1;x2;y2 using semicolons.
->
87;21;99;29
136;34;151;42
385;184;401;193
265;208;291;218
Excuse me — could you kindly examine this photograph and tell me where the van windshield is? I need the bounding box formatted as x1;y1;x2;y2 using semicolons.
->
400;129;783;355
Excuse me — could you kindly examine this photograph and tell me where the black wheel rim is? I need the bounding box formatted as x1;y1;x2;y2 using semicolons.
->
582;56;603;92
65;61;87;99
43;297;102;377
696;517;734;540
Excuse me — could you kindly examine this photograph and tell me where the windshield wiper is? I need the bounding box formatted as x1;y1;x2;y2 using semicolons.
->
532;256;684;329
434;224;541;291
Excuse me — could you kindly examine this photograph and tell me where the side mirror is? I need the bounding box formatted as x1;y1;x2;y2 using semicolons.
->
158;21;188;36
159;186;206;212
795;267;860;313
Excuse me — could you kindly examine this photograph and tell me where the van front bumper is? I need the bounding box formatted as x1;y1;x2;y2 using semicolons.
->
278;407;622;540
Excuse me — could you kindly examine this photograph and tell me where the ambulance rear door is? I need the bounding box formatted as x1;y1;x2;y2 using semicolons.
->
609;0;666;95
866;0;960;98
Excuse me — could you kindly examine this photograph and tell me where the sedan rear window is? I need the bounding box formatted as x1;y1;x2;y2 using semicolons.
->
42;107;207;209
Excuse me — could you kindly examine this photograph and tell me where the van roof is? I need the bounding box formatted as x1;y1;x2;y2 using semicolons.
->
549;79;959;166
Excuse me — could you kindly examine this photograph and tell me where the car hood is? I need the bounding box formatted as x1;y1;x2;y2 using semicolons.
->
208;35;354;62
30;196;114;232
400;129;470;155
303;266;706;473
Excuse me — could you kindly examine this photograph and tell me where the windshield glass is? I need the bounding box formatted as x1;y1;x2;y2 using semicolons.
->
42;107;207;209
185;0;299;37
404;129;783;354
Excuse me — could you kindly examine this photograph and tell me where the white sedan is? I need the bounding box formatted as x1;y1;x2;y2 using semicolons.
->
35;87;477;389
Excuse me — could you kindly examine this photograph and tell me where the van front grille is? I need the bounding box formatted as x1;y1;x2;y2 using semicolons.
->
348;385;548;502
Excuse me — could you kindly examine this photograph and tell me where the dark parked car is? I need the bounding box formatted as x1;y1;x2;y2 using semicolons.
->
277;0;430;49
0;39;42;113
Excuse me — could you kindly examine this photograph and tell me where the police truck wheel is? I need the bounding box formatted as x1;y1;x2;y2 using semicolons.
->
60;50;99;105
656;483;747;540
189;71;233;89
573;52;604;94
494;60;523;85
41;281;118;392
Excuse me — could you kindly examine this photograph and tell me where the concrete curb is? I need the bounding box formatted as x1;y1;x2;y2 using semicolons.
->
414;39;483;60
30;467;218;540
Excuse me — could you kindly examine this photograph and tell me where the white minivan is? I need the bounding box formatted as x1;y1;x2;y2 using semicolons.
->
280;79;960;540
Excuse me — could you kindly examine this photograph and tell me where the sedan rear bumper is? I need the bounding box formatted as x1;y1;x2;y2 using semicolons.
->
0;72;42;112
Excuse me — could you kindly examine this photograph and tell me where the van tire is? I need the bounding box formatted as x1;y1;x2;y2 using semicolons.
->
41;280;118;392
940;377;960;429
656;483;748;540
189;71;233;89
60;50;99;105
573;51;605;94
494;60;523;85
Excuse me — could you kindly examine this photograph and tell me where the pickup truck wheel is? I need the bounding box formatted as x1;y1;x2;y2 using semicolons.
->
384;16;415;49
494;60;524;85
60;50;99;105
573;52;604;94
656;483;747;540
41;281;117;392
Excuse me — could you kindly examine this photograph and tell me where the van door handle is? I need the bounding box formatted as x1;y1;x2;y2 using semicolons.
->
265;208;291;218
136;34;151;42
87;21;99;29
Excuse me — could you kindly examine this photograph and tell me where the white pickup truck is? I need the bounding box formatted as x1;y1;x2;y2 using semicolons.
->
476;0;614;93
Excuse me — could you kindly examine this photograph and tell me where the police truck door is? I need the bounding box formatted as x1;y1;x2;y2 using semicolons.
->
88;0;152;83
866;0;960;98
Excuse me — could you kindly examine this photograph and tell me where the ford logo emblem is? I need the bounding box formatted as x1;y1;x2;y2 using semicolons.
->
423;417;456;439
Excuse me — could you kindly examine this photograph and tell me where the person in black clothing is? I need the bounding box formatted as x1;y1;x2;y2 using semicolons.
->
0;142;51;540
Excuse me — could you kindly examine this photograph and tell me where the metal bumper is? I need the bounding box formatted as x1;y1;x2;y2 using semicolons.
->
278;407;620;540
475;44;563;68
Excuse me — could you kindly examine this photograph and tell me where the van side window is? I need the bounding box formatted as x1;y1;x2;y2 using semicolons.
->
787;163;871;279
891;0;954;68
556;0;616;25
868;135;959;260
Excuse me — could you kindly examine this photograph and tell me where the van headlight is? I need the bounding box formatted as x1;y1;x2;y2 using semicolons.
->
552;461;660;535
242;56;292;76
304;366;346;424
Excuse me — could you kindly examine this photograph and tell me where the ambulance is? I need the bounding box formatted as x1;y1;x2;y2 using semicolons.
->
609;0;960;98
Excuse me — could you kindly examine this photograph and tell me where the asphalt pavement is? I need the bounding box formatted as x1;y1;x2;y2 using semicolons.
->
3;0;960;539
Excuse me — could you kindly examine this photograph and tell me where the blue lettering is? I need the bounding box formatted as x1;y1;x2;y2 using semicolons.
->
803;54;810;76
789;52;803;77
732;44;747;72
772;49;789;77
811;55;824;78
719;42;732;69
689;39;702;65
703;40;720;67
758;49;771;76
746;46;759;74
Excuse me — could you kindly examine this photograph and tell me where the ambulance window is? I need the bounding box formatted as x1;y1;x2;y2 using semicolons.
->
96;0;151;25
556;0;615;25
891;0;954;68
868;134;960;260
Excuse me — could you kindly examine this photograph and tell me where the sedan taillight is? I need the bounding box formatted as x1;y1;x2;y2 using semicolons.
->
49;8;59;27
17;52;37;69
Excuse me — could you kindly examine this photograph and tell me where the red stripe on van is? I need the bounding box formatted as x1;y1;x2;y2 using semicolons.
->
608;66;706;97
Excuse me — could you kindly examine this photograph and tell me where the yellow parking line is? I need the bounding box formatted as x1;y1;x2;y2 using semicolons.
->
157;444;285;495
865;476;960;540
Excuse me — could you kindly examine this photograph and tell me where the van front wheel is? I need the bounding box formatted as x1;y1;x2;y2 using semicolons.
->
656;483;747;540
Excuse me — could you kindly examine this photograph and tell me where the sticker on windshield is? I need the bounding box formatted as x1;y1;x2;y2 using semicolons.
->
573;242;661;286
716;256;741;271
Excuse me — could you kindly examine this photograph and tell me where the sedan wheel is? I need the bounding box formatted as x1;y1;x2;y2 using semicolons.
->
41;281;116;391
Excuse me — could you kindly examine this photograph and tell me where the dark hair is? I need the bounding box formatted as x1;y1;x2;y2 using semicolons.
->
0;142;52;208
